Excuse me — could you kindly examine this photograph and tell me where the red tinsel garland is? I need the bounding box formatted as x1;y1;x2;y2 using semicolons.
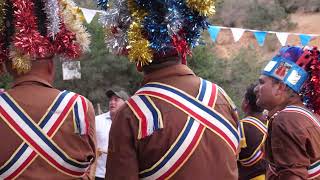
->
303;47;320;115
172;30;192;65
12;0;54;59
53;23;81;59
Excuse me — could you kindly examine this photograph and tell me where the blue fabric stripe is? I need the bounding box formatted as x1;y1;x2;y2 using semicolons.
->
140;119;194;178
74;102;81;133
309;161;320;170
139;96;159;130
143;83;239;140
140;79;208;177
1;94;88;169
39;91;69;128
0;144;28;175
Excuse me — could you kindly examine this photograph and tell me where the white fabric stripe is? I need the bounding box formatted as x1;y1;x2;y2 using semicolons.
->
76;97;86;135
242;150;262;165
284;107;320;127
308;161;320;175
142;121;200;180
131;96;155;136
0;91;74;178
243;118;267;133
137;86;239;149
0;147;33;178
0;96;87;173
201;80;212;105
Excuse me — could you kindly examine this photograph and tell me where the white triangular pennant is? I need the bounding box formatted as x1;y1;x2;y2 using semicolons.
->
231;28;245;42
80;8;97;24
276;32;289;46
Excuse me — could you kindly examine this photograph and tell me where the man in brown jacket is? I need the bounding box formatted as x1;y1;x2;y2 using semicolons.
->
98;1;240;179
255;46;320;179
0;0;96;179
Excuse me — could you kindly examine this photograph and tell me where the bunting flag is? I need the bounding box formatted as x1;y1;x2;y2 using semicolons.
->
253;31;267;46
80;8;99;24
276;32;289;46
208;26;221;42
231;28;246;42
299;34;312;46
206;25;319;47
76;6;319;47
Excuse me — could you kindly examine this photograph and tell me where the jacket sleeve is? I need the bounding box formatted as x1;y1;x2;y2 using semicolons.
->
238;121;265;166
106;105;140;180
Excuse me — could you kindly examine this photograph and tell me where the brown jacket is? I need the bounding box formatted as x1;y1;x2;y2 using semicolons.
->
266;104;320;180
106;64;239;180
0;75;96;179
238;116;267;180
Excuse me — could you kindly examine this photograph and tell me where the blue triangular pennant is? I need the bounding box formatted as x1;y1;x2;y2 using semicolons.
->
299;34;312;46
253;31;267;46
208;26;221;42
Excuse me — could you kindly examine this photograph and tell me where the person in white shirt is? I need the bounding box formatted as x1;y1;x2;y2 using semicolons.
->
95;89;129;180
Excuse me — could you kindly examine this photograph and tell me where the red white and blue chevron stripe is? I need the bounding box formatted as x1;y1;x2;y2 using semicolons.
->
73;95;89;135
241;116;267;135
127;95;163;139
136;81;240;154
283;106;320;128
239;149;264;167
0;91;91;179
139;78;217;179
308;160;320;179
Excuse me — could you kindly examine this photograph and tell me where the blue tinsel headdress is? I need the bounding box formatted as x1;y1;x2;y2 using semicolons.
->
96;0;215;67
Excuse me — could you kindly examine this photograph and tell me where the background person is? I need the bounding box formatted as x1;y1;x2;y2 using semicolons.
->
95;88;129;180
238;84;267;180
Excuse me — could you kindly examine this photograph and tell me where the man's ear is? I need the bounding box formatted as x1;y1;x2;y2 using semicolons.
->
274;82;287;96
47;59;54;74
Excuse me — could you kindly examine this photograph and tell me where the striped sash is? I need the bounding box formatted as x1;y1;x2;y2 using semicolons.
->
73;95;89;135
139;78;219;179
308;160;320;179
127;95;163;139
136;81;240;154
239;116;267;167
283;106;320;128
0;91;91;179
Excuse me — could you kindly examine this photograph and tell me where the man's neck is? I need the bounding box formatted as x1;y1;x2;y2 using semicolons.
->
268;97;303;118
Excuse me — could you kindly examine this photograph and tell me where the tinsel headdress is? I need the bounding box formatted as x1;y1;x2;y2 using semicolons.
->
97;0;215;67
0;0;91;74
262;46;320;115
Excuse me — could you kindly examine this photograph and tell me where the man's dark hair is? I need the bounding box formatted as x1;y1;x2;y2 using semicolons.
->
245;83;263;113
